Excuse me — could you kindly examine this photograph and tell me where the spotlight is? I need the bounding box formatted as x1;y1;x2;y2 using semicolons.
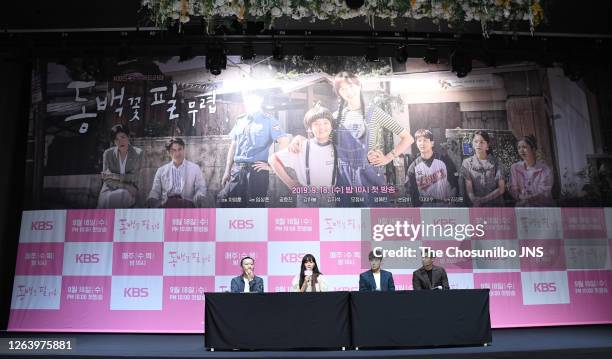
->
57;41;71;65
117;41;130;62
56;35;72;65
179;45;194;62
536;52;554;68
423;46;439;64
482;51;497;68
563;61;584;82
272;43;284;61
241;43;255;60
345;0;365;9
206;46;227;76
303;45;315;60
365;45;379;62
394;45;408;63
450;49;472;78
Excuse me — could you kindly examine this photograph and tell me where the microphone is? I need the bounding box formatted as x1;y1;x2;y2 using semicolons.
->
304;269;313;280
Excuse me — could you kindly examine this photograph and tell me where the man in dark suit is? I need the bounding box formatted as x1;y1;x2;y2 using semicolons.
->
412;250;450;290
359;251;396;291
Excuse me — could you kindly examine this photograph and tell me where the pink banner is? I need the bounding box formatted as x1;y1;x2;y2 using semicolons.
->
474;272;524;327
561;208;607;239
320;241;363;275
66;209;115;242
164;208;215;242
15;243;64;276
519;240;566;271
112;243;163;276
215;242;268;276
268;208;319;241
60;276;112;329
469;208;517;240
162;276;214;331
8;208;612;333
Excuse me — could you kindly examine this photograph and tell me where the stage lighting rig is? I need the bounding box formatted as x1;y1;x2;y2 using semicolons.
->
241;43;255;60
423;46;439;64
206;45;227;75
394;45;408;63
450;49;472;78
272;42;284;61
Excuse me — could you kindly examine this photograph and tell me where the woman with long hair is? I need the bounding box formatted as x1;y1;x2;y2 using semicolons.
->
289;72;414;206
509;135;554;206
292;254;327;292
331;71;414;205
460;130;505;206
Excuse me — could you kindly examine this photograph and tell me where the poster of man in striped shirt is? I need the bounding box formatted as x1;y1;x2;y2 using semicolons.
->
405;129;459;207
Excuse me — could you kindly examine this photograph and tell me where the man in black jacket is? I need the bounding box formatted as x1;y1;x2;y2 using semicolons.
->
412;250;450;290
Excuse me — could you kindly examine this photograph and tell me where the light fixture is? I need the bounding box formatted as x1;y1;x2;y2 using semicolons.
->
563;61;584;82
206;45;227;76
241;43;255;60
117;40;130;62
179;46;194;62
303;44;315;60
272;42;284;61
423;46;439;64
394;44;408;63
450;49;472;78
365;45;379;62
57;36;71;65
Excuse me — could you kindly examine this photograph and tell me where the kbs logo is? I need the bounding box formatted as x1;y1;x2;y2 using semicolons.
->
534;282;557;293
124;288;149;297
31;221;54;231
281;253;306;263
229;219;254;230
75;254;99;264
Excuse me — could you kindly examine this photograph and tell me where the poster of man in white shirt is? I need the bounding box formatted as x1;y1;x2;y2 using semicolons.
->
147;138;207;208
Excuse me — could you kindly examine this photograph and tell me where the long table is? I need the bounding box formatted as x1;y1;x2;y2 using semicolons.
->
204;291;351;350
204;289;491;350
351;289;492;348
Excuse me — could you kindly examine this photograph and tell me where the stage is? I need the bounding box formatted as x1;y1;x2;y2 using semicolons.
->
1;325;611;359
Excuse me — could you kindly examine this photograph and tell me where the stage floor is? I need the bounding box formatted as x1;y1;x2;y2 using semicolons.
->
1;325;612;359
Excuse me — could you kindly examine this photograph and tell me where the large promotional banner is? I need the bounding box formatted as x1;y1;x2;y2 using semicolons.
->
27;55;611;210
8;208;612;332
14;55;612;332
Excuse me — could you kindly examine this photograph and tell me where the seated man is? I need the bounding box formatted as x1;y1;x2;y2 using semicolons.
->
147;138;206;208
359;251;395;291
412;250;450;290
230;257;264;293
